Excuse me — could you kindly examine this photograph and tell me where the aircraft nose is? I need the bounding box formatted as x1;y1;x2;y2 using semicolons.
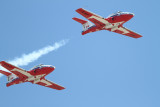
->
129;13;134;17
125;13;134;20
50;66;55;71
45;66;55;74
45;65;55;71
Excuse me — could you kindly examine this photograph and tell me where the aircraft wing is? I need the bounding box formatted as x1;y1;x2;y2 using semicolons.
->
0;61;31;78
111;26;142;38
36;79;65;90
76;8;110;28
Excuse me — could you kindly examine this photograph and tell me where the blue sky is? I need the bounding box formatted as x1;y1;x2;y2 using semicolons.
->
0;0;160;107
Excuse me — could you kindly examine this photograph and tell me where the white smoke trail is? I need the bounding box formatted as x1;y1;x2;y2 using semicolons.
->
0;39;69;77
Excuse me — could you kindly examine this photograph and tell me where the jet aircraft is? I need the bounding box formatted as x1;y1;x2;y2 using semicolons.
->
0;61;65;90
73;8;142;38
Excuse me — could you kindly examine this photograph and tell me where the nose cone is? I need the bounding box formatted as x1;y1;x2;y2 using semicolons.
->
129;13;134;18
51;66;56;70
47;66;55;74
43;65;55;74
123;13;134;21
48;66;55;71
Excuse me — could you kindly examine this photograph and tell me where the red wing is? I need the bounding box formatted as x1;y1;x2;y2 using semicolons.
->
76;8;109;28
76;8;103;19
0;61;31;78
122;27;142;38
36;79;65;90
112;27;142;38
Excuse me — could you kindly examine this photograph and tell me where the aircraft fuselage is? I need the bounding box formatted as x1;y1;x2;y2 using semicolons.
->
6;65;55;87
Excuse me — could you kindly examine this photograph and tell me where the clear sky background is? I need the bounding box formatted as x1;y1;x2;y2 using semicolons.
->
0;0;160;107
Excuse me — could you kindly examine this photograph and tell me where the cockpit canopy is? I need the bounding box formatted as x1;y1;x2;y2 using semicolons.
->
108;11;133;17
108;11;123;17
30;64;44;70
30;64;55;70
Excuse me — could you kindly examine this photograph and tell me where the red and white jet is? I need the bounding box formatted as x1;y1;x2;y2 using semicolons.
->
73;8;142;38
0;61;65;90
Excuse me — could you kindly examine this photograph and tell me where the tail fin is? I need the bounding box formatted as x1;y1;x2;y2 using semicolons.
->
0;70;11;76
72;17;94;33
0;70;18;87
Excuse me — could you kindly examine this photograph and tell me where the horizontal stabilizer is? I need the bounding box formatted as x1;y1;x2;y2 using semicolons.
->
0;70;11;76
72;17;87;24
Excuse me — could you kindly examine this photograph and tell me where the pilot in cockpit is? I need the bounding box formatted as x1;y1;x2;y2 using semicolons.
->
31;64;43;73
109;11;122;17
109;11;122;21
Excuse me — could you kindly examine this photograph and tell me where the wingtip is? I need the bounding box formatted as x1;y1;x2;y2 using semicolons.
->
0;61;4;65
61;87;65;90
0;61;4;63
72;17;76;20
76;8;84;12
136;33;143;38
0;61;7;64
76;8;83;10
57;87;65;90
